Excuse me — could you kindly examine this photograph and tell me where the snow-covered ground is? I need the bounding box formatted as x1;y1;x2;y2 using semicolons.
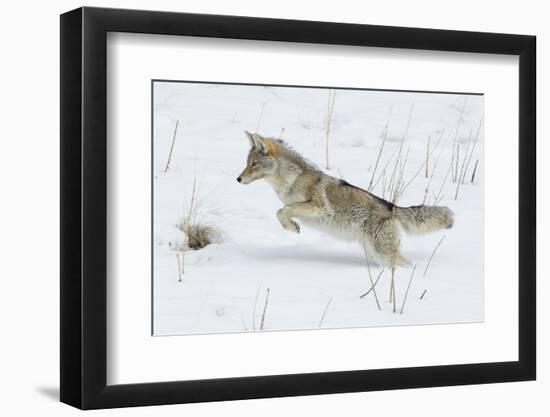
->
152;81;484;336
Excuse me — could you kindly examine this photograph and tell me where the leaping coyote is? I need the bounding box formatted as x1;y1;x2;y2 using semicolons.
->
237;131;453;266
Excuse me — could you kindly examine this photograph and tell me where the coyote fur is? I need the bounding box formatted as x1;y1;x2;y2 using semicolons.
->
237;131;454;266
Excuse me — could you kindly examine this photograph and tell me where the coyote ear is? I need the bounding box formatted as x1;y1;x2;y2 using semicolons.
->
244;130;255;148
244;131;268;154
253;135;269;154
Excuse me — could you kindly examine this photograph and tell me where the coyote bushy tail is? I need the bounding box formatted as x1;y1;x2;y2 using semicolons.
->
394;205;454;235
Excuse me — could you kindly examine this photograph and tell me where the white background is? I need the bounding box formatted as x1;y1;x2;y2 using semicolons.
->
0;0;545;416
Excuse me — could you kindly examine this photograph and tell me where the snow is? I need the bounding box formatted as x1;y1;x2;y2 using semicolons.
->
152;81;483;336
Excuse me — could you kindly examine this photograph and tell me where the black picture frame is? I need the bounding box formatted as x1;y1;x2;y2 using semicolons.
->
60;6;536;410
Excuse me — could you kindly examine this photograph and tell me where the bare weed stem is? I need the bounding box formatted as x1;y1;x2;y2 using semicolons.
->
164;120;179;173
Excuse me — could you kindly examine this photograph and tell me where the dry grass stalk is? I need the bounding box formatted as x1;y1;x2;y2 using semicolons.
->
451;96;467;182
454;144;460;184
402;102;415;140
186;178;198;226
400;264;417;314
462;119;482;184
176;252;183;282
423;235;446;277
386;244;398;313
451;143;456;182
325;89;337;170
279;127;285;139
425;136;431;178
397;104;450;202
252;285;261;331
360;270;384;299
400;131;444;198
371;144;400;191
390;264;396;313
367;123;389;191
387;145;404;201
318;297;334;328
260;288;270;331
455;131;473;200
457;145;462;182
178;182;224;251
178;178;198;277
422;144;446;205
420;289;428;300
463;128;473;162
241;314;249;332
433;194;445;207
422;172;436;205
182;185;198;229
255;102;266;132
432;158;453;207
164;119;179;173
471;159;479;184
384;102;413;198
374;104;416;313
387;145;410;314
362;246;382;310
381;170;387;200
462;143;478;184
394;147;412;202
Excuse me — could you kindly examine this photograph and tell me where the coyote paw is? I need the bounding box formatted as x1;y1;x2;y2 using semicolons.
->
285;221;300;234
277;209;300;234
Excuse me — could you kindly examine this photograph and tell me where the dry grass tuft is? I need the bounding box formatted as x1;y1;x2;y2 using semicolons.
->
173;178;224;282
183;224;223;250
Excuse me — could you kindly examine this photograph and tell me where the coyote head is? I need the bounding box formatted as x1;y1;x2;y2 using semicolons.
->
237;131;278;184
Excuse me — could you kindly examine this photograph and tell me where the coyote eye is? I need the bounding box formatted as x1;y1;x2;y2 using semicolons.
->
251;162;258;167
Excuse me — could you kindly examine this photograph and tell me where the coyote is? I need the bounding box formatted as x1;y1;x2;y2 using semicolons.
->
237;131;454;266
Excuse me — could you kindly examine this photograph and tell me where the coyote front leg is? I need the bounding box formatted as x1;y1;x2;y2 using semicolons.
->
277;201;320;234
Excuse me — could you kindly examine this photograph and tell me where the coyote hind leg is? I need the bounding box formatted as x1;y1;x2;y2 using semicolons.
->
366;218;410;267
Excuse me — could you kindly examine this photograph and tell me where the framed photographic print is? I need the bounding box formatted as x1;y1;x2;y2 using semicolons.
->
60;6;536;409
